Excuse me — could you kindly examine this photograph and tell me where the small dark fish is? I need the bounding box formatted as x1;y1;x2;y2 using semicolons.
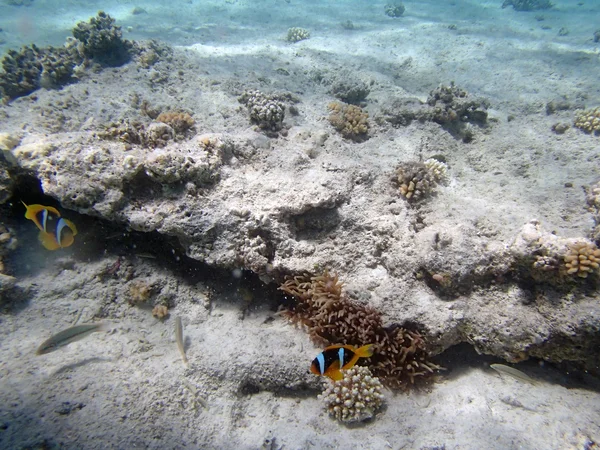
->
311;344;374;381
36;323;109;355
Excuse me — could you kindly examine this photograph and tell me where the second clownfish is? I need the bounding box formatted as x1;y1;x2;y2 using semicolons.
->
310;344;374;381
22;202;78;250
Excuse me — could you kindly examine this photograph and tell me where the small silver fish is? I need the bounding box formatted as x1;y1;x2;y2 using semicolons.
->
175;316;188;366
36;323;109;355
490;363;536;384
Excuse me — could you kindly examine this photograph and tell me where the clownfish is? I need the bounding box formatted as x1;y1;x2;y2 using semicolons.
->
310;344;374;381
22;202;78;250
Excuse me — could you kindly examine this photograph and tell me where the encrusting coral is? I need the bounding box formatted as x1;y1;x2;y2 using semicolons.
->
327;102;369;142
279;270;440;389
319;366;385;423
574;108;600;135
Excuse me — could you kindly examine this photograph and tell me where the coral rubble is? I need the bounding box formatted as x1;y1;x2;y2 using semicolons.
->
157;111;195;135
502;0;553;11
427;82;488;126
319;366;385;423
280;271;440;389
328;74;370;105
382;82;489;141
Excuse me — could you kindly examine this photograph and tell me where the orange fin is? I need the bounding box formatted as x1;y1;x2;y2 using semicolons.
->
62;219;78;236
39;231;61;250
355;344;375;358
327;369;344;382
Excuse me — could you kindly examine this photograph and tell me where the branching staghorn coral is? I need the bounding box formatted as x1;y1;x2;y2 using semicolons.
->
279;270;440;389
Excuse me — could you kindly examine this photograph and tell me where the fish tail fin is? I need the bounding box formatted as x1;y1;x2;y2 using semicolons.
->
355;344;375;358
96;322;111;333
63;219;78;236
39;231;61;250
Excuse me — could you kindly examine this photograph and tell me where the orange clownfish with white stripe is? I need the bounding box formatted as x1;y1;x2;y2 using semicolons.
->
22;202;78;250
310;344;374;381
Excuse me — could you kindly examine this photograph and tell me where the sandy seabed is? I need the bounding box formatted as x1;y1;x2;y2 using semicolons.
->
0;0;599;449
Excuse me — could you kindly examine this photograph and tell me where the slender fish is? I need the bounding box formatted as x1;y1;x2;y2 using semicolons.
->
175;316;188;366
490;363;536;384
36;323;109;355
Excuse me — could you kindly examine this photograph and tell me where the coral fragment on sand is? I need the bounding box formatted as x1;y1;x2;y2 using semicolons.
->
152;304;168;319
319;366;385;423
127;280;153;305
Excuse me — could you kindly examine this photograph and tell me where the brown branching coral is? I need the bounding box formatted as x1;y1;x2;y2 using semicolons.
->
280;270;440;389
394;162;435;202
328;102;369;142
156;111;195;134
564;241;600;278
